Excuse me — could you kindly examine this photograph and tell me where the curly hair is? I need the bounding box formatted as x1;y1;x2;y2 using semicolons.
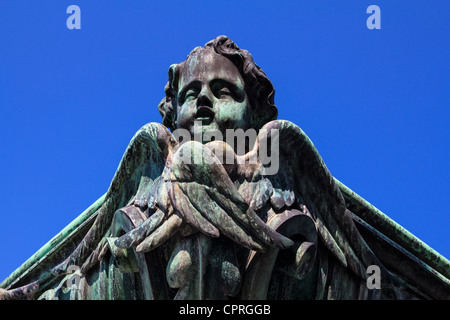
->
158;35;277;131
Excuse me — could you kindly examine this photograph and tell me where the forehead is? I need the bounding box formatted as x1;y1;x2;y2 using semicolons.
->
179;49;244;89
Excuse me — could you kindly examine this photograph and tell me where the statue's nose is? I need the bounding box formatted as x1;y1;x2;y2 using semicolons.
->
196;87;213;109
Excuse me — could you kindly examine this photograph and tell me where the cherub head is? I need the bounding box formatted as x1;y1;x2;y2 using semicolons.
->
158;36;278;138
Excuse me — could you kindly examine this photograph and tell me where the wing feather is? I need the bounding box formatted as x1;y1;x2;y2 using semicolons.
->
52;122;174;276
256;120;384;281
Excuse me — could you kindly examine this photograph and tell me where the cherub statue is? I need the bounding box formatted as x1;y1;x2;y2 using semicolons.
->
5;36;406;300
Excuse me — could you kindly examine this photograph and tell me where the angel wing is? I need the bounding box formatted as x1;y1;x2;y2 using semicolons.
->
56;118;401;300
115;139;295;253
51;118;293;286
240;120;404;299
51;122;176;276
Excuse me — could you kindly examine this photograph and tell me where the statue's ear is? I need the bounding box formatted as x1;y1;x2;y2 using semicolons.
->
158;64;181;131
168;64;178;90
158;97;174;131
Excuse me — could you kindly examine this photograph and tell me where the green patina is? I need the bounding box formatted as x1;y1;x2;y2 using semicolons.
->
1;194;106;290
1;35;449;300
2;148;449;298
336;179;450;281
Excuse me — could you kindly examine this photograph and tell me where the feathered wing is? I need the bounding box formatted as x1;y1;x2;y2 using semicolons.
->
254;120;402;297
166;141;294;252
52;122;176;276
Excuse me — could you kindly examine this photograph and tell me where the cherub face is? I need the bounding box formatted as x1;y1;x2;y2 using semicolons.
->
176;48;252;141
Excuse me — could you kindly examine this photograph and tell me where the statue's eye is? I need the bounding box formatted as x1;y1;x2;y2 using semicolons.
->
218;87;232;97
211;80;242;100
212;83;233;99
184;88;198;100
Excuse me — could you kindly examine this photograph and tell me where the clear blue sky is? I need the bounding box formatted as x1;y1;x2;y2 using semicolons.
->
1;1;449;282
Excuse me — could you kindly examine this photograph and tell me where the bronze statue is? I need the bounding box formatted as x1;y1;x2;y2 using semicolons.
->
3;36;440;300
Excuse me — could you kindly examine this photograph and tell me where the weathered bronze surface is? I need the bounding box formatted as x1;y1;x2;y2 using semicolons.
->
1;36;449;300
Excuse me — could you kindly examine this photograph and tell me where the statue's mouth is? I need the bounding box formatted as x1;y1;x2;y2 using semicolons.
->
195;107;215;124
